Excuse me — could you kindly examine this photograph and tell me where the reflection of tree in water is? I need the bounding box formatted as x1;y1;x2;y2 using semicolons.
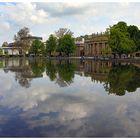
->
2;58;46;88
30;59;46;77
104;63;140;96
46;60;76;87
2;58;33;88
0;60;3;68
15;70;32;88
46;60;57;81
3;58;140;93
14;59;45;88
13;59;33;88
17;58;46;88
56;61;75;87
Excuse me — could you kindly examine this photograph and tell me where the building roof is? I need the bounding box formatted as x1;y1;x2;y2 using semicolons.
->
21;36;43;40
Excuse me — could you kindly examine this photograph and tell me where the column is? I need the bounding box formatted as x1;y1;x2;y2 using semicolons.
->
88;44;90;56
90;44;92;56
91;44;93;56
102;42;106;56
96;43;99;56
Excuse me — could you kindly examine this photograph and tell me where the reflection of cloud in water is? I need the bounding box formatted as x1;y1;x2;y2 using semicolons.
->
0;73;98;111
0;70;14;93
19;88;140;137
1;69;140;136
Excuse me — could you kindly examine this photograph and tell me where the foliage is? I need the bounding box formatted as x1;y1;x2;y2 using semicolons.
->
55;28;75;56
55;28;73;38
101;46;112;57
59;34;76;56
46;34;57;56
75;34;89;41
107;21;136;56
56;37;63;55
14;27;31;55
30;39;45;55
127;25;140;51
14;27;30;41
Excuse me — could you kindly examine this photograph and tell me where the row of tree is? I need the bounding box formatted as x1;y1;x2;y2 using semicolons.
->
2;21;140;57
106;21;140;57
30;28;76;57
1;27;76;57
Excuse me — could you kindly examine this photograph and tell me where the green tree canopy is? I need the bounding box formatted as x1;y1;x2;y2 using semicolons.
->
127;25;140;51
30;39;45;55
107;21;136;57
55;28;75;56
46;34;57;56
60;34;76;56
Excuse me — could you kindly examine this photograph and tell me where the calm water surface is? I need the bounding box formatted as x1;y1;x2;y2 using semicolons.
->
0;58;140;137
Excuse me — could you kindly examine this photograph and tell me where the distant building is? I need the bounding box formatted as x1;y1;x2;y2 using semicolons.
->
71;38;85;57
2;36;42;55
84;33;111;57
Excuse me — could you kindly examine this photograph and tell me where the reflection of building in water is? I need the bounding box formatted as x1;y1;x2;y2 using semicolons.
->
2;58;43;88
69;59;85;76
69;59;112;83
84;61;112;82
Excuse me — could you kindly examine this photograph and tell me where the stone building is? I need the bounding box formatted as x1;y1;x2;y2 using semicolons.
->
84;33;111;58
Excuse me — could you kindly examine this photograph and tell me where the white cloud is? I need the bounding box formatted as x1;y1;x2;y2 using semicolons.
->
1;3;48;25
1;2;140;46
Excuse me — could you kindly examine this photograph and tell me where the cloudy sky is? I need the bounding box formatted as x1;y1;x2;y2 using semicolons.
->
0;2;140;45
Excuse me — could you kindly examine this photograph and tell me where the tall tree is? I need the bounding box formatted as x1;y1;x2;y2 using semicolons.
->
55;28;73;38
14;27;31;55
60;34;76;56
107;21;136;57
55;28;75;56
30;39;44;56
46;34;57;57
